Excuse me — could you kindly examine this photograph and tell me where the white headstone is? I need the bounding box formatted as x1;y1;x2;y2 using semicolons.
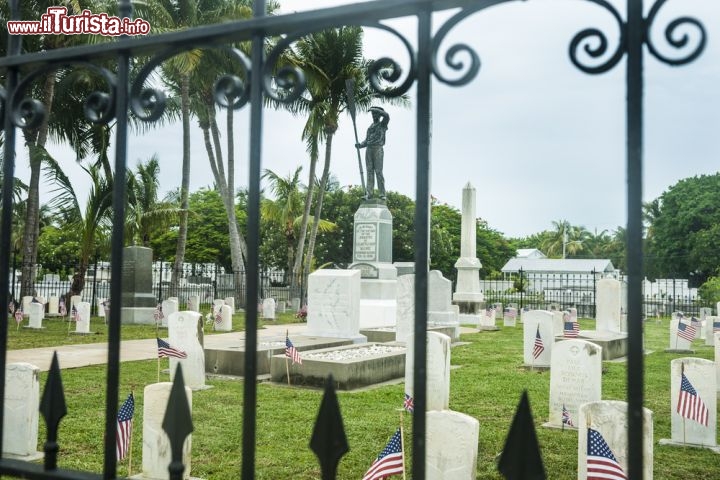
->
142;382;192;479
187;295;200;313
551;310;565;337
262;298;276;320
668;357;716;447
426;410;479;479
21;296;33;314
215;305;232;332
548;339;602;428
70;295;82;313
291;298;301;312
427;270;460;337
75;302;91;333
578;401;653;480
404;332;451;411
716;333;720;393
97;298;107;317
668;313;694;351
168;311;206;389
478;305;497;330
2;363;40;457
224;297;235;314
213;299;225;316
493;302;503;319
523;310;554;367
305;269;365;342
596;278;623;333
48;296;59;315
27;303;43;329
503;307;517;327
705;315;719;347
160;298;180;327
395;274;415;343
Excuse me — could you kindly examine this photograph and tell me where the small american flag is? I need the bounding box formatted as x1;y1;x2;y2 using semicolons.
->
486;307;496;320
153;303;164;323
59;298;67;316
676;322;696;342
116;393;134;461
713;321;720;333
362;428;404;480
562;404;574;427
563;312;580;338
503;307;517;319
156;337;187;359
532;325;545;359
285;335;302;365
690;316;701;328
214;307;222;325
14;306;23;324
587;427;627;480
403;393;414;413
71;304;79;322
677;372;709;426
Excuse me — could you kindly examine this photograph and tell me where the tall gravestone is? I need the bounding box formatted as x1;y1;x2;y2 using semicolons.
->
349;200;397;328
659;357;718;451
705;315;719;347
121;246;157;324
26;303;44;329
395;274;415;343
546;339;602;429
523;310;554;368
168;311;207;390
427;270;460;339
452;183;484;325
595;278;625;333
404;332;451;411
74;302;92;334
142;382;193;479
2;363;42;460
578;401;653;480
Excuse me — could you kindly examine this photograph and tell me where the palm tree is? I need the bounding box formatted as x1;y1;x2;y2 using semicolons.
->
261;167;336;280
286;26;406;296
126;155;183;247
43;160;113;296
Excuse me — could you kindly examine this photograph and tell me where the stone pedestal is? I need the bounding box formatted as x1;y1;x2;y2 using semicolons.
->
306;269;366;343
122;246;158;324
349;201;397;329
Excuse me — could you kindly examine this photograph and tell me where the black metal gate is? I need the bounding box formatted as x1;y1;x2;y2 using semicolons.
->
0;0;707;478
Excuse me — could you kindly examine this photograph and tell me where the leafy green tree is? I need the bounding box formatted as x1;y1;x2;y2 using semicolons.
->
648;173;720;282
699;276;720;306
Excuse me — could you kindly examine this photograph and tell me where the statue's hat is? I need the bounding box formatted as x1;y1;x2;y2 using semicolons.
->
369;106;385;113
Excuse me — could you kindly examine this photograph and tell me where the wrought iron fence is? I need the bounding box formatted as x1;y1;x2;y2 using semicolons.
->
0;0;710;479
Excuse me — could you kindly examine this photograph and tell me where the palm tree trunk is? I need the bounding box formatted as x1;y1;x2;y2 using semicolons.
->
224;107;247;304
20;72;55;298
69;257;89;297
292;138;318;296
170;74;192;298
200;115;247;306
303;132;334;298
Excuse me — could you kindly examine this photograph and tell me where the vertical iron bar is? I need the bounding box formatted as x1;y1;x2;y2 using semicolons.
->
91;255;98;315
0;0;23;455
413;6;432;480
242;1;265;478
626;1;644;478
104;0;132;477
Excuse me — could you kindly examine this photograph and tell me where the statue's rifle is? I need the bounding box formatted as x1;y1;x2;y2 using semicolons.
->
345;79;367;197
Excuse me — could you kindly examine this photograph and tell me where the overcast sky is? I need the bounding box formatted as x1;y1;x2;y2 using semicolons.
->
22;0;720;239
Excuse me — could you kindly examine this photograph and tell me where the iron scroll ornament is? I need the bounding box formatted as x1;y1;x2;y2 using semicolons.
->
570;0;706;74
263;21;416;102
8;62;117;130
130;45;252;122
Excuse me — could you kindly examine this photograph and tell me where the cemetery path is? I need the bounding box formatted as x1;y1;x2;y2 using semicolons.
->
7;323;309;372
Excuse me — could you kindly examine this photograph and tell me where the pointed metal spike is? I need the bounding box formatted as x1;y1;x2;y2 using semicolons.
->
309;375;349;480
39;352;67;470
162;365;194;480
497;391;546;480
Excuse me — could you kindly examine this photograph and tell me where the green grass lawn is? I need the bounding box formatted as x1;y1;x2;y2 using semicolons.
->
14;316;720;479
